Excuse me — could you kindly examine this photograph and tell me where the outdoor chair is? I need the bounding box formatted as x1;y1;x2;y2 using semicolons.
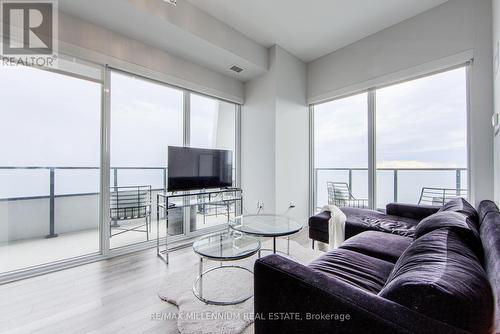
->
327;181;368;208
110;185;152;240
418;187;468;206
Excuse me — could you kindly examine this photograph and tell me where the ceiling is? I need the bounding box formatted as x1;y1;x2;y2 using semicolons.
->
58;0;449;81
187;0;449;62
59;0;268;81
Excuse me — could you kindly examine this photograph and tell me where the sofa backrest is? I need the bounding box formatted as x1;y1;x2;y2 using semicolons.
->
438;197;479;227
379;227;493;333
414;210;483;261
478;200;500;334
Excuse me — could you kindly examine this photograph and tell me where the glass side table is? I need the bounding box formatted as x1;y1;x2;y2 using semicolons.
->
192;232;261;305
229;214;303;256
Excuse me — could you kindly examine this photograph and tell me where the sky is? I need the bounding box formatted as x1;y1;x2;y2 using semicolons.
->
0;64;467;205
314;67;467;169
0;66;235;197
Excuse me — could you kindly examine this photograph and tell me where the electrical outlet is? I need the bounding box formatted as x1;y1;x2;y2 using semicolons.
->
289;201;296;208
257;202;264;210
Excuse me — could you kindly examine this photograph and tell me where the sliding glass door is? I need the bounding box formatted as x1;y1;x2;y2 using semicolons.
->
313;93;368;210
0;62;241;279
189;93;238;231
312;66;468;212
109;70;184;249
109;71;241;249
0;63;102;273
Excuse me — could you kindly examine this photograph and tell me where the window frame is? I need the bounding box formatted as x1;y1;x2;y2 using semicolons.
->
309;63;471;214
0;59;242;283
106;66;242;250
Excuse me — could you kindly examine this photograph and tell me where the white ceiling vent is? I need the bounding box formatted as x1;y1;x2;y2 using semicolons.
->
230;65;243;73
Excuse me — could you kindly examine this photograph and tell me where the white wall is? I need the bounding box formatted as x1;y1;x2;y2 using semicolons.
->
494;0;500;203
58;12;245;103
242;48;277;214
242;46;309;221
275;48;309;221
308;0;494;205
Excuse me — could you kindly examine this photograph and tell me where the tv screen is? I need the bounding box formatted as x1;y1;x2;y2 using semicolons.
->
167;146;233;192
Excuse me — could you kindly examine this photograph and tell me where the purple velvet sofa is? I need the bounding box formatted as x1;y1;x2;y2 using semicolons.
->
309;202;441;246
254;199;500;334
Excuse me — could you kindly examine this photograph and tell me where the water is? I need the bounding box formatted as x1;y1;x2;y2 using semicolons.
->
315;169;467;209
1;168;468;210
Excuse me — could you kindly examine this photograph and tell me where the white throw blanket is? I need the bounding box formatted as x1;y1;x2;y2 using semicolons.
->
319;204;347;250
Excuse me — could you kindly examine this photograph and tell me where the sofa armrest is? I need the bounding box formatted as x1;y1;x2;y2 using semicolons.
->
254;255;467;334
308;211;331;225
385;202;440;221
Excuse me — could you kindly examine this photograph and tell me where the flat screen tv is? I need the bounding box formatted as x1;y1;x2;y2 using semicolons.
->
167;146;233;192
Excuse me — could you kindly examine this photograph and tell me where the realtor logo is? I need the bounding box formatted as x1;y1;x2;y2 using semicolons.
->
1;0;58;66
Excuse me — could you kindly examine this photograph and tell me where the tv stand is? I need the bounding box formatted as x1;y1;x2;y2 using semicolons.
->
156;188;243;264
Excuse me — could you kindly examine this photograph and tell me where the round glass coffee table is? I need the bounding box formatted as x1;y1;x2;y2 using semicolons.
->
229;214;303;256
192;232;261;305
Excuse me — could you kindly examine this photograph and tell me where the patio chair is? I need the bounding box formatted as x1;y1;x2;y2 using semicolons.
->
110;185;151;240
417;187;468;206
327;182;368;208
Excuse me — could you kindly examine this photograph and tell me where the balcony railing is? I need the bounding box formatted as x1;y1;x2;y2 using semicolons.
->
314;167;467;208
0;166;168;238
1;166;466;240
0;165;237;240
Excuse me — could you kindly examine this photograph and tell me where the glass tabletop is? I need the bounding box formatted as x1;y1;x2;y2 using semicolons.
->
192;232;261;260
229;214;303;237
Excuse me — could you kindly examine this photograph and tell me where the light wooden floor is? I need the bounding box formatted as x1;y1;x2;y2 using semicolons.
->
0;228;311;334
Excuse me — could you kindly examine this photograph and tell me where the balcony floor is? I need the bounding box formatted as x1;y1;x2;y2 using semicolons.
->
0;213;230;273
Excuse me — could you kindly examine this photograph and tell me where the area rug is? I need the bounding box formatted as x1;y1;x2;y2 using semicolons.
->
157;238;321;334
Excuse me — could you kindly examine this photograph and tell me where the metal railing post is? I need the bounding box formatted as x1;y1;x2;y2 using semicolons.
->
113;168;118;189
456;169;461;196
111;168;120;228
46;168;57;238
314;169;318;209
393;169;398;202
348;169;352;194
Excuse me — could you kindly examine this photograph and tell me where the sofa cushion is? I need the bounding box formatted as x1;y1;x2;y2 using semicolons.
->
438;197;479;226
308;248;393;294
379;228;493;334
478;203;500;333
340;231;412;263
341;207;419;238
308;210;331;233
414;211;483;260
